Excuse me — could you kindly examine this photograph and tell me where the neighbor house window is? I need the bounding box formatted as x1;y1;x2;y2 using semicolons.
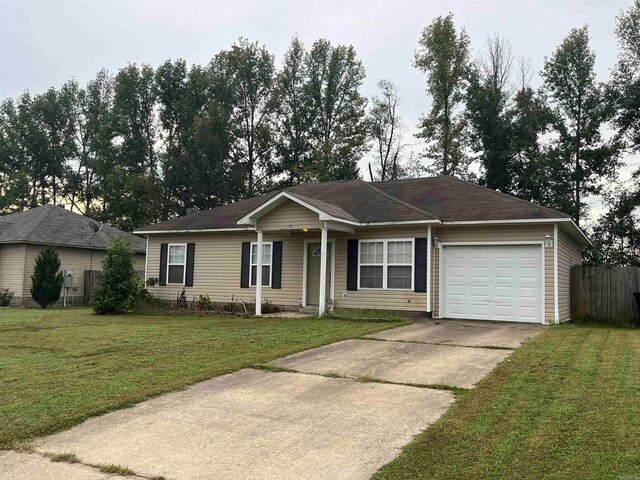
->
167;244;186;284
359;239;413;290
250;242;272;287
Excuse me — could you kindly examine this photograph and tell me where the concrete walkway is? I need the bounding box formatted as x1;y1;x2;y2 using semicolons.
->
3;319;542;480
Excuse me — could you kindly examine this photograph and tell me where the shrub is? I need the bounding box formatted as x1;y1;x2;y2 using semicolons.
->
262;300;281;314
195;294;214;310
30;245;64;309
176;288;188;309
92;237;136;315
0;288;14;307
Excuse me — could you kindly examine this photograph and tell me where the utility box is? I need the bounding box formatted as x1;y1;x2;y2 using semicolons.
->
64;270;74;288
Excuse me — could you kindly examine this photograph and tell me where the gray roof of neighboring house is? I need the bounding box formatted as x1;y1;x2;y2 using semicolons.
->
0;205;146;253
135;176;571;234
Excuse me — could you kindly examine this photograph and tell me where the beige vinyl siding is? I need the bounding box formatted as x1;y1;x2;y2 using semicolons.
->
557;228;582;322
146;220;560;320
257;200;322;231
431;224;555;323
22;245;145;305
147;232;306;307
0;244;27;301
333;227;430;312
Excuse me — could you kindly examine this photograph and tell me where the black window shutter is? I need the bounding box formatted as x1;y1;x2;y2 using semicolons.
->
414;238;427;293
347;239;358;291
185;243;195;287
159;243;168;286
272;241;283;289
240;242;250;288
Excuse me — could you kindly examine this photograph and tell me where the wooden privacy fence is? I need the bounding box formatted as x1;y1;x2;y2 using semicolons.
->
83;270;145;304
571;266;640;325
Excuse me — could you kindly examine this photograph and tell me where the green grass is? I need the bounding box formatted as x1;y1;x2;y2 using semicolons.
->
97;463;135;476
0;307;407;449
49;452;80;464
374;323;640;480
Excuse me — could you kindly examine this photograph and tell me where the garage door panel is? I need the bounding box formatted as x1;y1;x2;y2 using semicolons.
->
443;245;543;323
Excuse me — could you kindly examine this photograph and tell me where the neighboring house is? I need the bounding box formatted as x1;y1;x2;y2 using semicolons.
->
0;205;146;306
134;176;588;324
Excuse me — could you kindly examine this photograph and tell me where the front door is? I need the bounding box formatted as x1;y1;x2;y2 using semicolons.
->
306;243;332;306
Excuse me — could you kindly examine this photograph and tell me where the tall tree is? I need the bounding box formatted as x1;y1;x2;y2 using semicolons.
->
585;189;640;266
367;79;406;181
62;71;117;215
108;63;161;230
466;33;514;190
304;39;368;182
0;99;30;212
273;37;312;186
541;26;620;226
611;0;640;154
414;13;471;176
215;39;277;198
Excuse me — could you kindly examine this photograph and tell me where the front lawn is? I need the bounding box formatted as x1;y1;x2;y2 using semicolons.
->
374;323;640;480
0;308;405;449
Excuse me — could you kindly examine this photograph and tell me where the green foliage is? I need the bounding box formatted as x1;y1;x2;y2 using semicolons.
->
30;245;64;309
414;13;472;177
611;0;640;154
541;26;621;225
92;237;136;315
194;294;214;310
585;189;640;267
0;288;14;307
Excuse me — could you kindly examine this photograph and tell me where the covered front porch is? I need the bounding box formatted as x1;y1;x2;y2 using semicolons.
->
238;191;434;317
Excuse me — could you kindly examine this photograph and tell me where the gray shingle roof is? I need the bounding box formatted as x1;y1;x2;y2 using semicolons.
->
135;176;570;234
0;205;146;253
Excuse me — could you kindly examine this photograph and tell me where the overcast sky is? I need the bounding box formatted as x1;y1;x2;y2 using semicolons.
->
1;0;638;219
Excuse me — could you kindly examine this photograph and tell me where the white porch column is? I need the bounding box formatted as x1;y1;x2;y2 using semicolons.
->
427;225;432;313
255;230;263;316
318;225;328;316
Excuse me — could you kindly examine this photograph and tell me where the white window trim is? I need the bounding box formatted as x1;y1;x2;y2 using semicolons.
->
250;241;273;288
166;243;187;285
357;238;415;291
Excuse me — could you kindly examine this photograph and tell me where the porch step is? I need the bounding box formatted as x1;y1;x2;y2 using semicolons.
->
299;306;319;315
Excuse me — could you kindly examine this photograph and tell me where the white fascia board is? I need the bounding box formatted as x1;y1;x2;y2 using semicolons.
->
236;191;360;227
133;227;255;234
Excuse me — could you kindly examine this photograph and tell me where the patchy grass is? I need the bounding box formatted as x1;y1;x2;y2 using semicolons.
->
49;452;80;464
0;307;406;448
328;308;410;322
374;323;640;480
97;463;135;476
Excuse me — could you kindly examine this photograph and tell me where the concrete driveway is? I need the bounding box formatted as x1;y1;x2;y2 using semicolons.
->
6;319;542;480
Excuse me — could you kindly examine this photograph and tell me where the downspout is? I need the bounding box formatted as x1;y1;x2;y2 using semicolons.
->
554;223;559;324
427;225;432;315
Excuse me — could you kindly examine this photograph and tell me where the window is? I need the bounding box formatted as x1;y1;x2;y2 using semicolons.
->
387;241;412;289
167;244;186;284
250;242;272;287
359;241;384;288
358;239;413;290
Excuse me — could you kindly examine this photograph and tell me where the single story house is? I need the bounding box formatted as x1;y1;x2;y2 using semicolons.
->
134;176;588;324
0;205;146;306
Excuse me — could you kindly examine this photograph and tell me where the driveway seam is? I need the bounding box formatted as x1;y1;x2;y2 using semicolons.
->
358;336;517;350
249;365;468;395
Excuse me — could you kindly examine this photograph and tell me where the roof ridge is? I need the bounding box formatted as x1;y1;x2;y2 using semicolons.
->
442;175;571;218
24;205;56;242
359;180;439;220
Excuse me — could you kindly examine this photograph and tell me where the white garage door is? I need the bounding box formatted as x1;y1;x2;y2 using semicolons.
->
442;245;543;323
